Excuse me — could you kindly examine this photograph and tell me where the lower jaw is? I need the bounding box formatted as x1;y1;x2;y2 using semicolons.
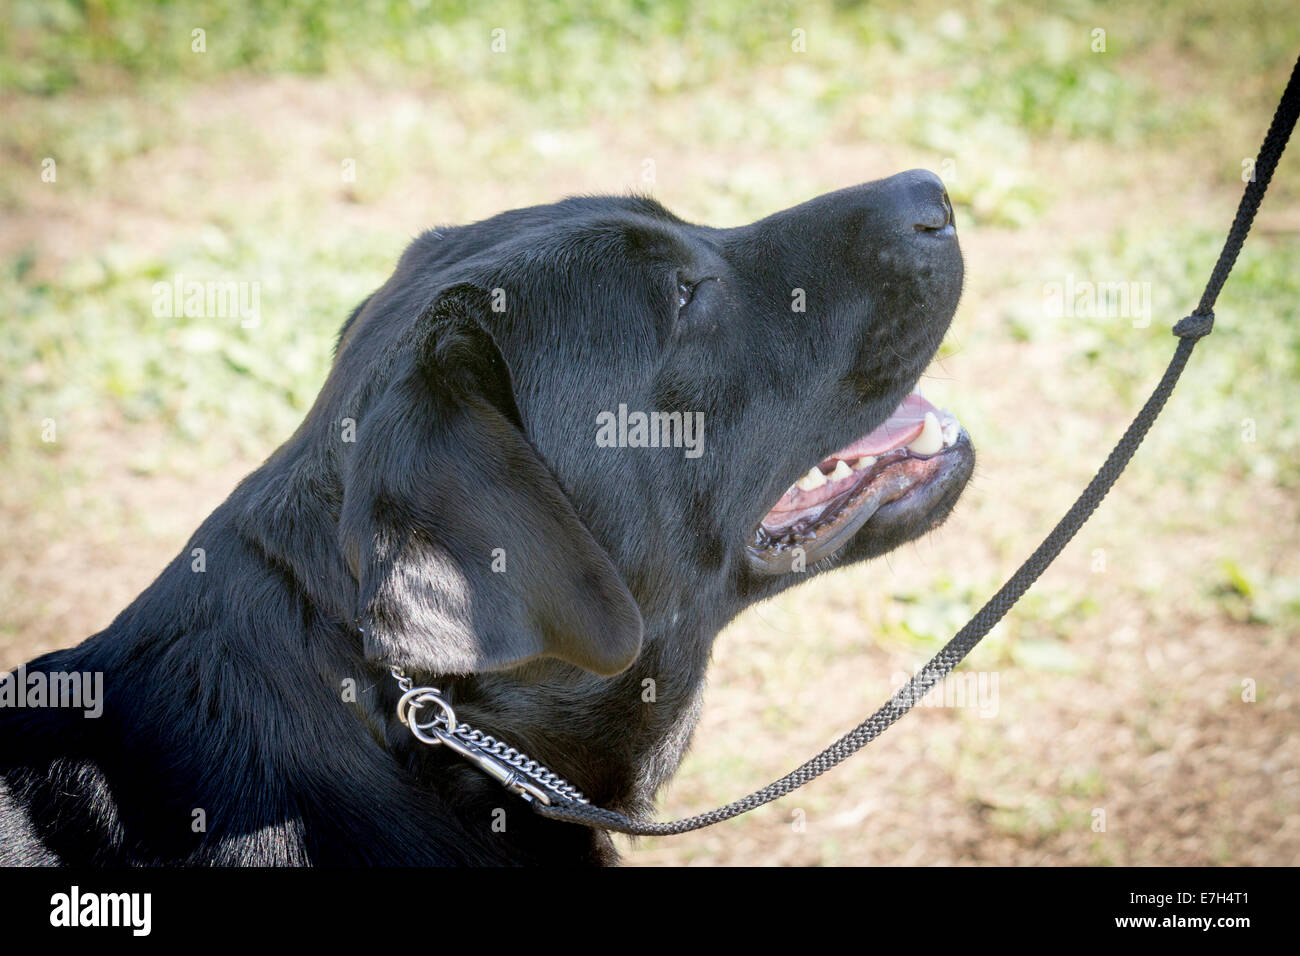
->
745;437;972;575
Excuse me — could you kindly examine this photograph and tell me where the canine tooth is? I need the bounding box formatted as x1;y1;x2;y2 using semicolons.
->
909;412;943;455
852;455;877;471
829;460;853;481
796;466;827;491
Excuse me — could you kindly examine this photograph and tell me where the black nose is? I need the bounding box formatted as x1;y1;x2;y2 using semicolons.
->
722;167;961;281
891;168;954;233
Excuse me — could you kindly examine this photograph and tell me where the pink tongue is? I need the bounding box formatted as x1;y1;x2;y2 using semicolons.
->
832;393;937;460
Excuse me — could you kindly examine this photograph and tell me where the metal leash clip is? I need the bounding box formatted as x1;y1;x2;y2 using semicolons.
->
395;685;558;805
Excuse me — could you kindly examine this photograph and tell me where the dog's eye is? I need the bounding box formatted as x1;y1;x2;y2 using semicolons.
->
677;282;695;310
670;276;719;334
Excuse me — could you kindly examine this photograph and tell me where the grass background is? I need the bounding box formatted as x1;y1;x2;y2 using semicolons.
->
1;0;1297;864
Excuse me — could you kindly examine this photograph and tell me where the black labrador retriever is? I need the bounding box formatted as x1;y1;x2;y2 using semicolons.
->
0;170;974;865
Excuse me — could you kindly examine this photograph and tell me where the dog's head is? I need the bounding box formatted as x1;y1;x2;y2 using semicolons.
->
326;170;972;679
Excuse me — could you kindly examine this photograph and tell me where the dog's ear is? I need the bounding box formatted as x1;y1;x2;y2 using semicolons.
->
339;284;643;677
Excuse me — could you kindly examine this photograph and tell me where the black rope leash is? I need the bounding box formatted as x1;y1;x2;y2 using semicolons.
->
533;54;1300;836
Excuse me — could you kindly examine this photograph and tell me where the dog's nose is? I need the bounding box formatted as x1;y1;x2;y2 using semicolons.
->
890;169;955;234
720;167;961;290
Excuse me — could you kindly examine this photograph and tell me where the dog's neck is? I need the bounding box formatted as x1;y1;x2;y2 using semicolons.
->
352;612;717;864
232;447;729;856
413;608;717;813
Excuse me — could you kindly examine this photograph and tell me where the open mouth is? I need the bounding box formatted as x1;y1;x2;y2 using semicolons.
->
748;390;972;573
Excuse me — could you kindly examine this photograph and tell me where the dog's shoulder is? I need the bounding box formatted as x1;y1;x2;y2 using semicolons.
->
0;764;63;865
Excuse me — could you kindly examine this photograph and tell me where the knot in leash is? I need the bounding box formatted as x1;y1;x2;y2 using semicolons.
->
1172;310;1215;340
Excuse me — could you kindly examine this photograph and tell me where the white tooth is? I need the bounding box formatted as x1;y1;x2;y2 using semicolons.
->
796;466;828;491
852;455;877;471
829;460;853;481
942;421;959;447
908;412;943;455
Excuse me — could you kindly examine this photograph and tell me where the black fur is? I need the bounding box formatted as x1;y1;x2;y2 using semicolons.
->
1;171;971;865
